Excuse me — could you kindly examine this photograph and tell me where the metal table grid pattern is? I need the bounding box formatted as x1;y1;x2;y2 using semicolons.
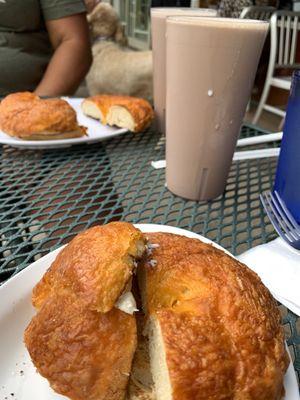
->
0;124;299;384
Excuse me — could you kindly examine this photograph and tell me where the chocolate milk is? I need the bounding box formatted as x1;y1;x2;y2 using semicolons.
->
151;8;217;133
166;17;268;201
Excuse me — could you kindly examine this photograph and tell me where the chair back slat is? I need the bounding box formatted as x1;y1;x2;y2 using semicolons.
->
290;16;298;64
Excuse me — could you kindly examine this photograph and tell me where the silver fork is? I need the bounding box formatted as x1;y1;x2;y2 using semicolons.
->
260;190;300;250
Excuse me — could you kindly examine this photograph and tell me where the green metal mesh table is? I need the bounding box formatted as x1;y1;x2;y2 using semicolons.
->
0;124;299;386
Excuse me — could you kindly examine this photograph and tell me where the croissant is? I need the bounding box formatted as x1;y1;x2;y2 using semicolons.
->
24;225;289;400
0;92;86;140
24;222;147;400
139;232;289;400
81;94;154;132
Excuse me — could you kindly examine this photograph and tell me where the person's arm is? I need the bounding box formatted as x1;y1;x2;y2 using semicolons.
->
35;13;92;96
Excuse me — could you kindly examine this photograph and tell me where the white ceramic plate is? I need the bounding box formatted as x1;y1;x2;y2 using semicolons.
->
0;98;128;150
0;224;298;400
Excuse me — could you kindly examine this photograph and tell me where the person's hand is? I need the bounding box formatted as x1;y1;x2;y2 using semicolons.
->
85;0;101;13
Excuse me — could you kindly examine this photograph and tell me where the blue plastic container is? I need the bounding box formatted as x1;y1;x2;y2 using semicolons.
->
273;70;300;223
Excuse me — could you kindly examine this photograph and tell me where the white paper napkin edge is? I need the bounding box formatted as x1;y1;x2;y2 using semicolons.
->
238;238;300;316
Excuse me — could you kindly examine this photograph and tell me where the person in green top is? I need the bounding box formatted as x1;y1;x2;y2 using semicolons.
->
0;0;92;97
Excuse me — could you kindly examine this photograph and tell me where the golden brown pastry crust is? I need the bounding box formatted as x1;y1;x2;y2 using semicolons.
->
143;232;289;400
25;222;147;400
82;94;154;132
0;92;86;140
32;222;146;313
25;292;137;400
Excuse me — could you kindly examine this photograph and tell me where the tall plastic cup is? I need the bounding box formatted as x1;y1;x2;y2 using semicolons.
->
151;8;218;134
274;70;300;222
166;17;268;201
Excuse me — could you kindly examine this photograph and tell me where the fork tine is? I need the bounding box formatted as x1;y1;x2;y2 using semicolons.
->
273;191;300;236
261;192;300;250
266;191;298;242
260;192;291;242
261;192;294;243
269;192;300;241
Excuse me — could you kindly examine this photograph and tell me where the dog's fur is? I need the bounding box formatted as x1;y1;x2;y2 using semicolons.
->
86;3;153;101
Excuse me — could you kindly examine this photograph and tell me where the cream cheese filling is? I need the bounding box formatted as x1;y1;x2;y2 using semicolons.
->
115;291;138;315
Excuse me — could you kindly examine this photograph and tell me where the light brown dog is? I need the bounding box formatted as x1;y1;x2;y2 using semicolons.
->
86;3;153;101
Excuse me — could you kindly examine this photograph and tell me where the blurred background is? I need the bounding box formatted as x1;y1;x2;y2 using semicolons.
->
104;0;298;50
80;0;300;132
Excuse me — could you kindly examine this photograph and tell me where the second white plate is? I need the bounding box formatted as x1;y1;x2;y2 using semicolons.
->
0;98;128;149
0;224;298;400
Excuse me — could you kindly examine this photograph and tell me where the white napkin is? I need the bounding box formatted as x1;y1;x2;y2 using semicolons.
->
238;238;300;316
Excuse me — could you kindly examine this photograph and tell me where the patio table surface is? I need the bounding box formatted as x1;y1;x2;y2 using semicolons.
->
0;123;299;386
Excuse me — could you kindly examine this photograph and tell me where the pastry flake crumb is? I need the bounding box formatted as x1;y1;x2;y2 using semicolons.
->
148;260;157;268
